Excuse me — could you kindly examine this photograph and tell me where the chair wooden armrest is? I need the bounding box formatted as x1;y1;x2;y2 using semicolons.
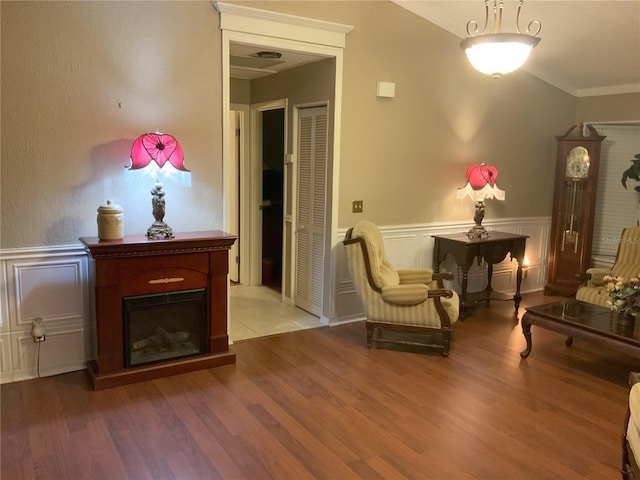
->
432;272;454;288
426;291;455;329
576;272;591;283
578;268;613;287
433;272;454;281
427;289;454;299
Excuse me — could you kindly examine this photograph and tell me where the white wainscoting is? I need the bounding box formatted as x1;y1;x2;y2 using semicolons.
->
333;217;552;324
0;245;92;383
0;216;552;383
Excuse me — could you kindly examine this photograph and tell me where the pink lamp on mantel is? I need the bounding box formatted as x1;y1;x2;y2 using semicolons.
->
456;163;505;239
127;131;190;239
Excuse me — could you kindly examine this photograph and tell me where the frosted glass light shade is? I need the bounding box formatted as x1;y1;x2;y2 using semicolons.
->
461;33;540;78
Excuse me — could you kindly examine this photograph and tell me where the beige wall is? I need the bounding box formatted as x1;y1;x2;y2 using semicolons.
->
251;58;336;153
0;0;604;250
1;1;223;248
231;78;251;105
238;1;577;227
576;93;640;123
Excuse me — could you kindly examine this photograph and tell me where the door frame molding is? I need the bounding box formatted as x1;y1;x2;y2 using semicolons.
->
230;103;249;284
216;2;352;321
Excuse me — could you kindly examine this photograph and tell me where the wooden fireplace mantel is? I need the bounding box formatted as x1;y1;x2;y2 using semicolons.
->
80;231;237;390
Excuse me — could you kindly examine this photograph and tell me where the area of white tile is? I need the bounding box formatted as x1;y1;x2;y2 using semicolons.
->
229;285;324;342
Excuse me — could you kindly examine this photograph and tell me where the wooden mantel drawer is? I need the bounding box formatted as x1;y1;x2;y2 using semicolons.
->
94;252;210;289
119;266;208;296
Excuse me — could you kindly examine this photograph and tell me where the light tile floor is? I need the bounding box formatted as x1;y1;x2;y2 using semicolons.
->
229;284;324;342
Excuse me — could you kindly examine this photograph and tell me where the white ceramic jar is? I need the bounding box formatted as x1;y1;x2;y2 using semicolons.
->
97;200;124;240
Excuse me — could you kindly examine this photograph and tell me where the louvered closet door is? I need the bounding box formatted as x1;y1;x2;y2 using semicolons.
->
295;106;327;316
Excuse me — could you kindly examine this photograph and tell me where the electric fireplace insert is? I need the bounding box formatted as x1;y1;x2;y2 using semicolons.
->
123;288;207;368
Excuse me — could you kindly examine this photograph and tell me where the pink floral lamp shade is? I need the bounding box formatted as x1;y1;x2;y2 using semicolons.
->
456;164;505;202
129;132;189;172
456;163;505;239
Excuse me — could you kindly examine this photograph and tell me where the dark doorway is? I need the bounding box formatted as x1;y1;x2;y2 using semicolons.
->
261;108;285;291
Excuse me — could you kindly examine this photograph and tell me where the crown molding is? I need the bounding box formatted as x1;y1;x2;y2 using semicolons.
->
576;83;640;98
213;2;353;48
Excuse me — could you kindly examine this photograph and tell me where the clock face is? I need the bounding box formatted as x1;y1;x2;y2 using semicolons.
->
565;146;590;178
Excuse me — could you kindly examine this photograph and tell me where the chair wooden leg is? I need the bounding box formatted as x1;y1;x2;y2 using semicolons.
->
441;329;451;357
366;324;374;348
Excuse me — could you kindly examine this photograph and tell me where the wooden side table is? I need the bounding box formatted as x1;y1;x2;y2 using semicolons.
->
432;231;528;318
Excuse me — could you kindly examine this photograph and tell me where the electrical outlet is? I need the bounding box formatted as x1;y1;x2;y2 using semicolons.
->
352;200;364;213
31;318;46;343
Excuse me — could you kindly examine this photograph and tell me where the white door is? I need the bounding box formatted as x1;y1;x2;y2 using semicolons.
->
295;106;328;316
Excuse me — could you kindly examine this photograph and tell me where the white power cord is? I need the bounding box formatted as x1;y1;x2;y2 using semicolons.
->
31;317;46;378
36;341;41;378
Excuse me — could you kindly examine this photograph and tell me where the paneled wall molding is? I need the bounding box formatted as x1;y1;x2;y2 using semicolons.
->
1;243;87;260
1;243;91;384
337;216;551;237
591;255;616;269
332;216;552;325
0;217;551;382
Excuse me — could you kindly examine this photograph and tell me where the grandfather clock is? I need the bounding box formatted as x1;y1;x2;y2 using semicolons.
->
545;124;606;296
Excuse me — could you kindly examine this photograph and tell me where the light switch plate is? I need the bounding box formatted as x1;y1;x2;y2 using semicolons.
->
352;200;363;213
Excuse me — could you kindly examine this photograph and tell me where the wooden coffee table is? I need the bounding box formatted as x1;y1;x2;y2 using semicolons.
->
520;300;640;359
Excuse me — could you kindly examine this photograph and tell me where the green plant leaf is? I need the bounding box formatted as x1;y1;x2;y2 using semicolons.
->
621;154;640;189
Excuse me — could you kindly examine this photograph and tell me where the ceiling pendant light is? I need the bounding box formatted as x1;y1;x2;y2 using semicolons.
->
460;0;541;78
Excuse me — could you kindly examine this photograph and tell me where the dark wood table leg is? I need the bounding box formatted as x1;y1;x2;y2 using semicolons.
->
460;268;469;319
433;238;441;275
520;315;532;359
514;262;523;314
484;262;494;303
511;237;526;314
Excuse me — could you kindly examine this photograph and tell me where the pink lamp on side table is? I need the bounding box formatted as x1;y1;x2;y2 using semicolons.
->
456;163;505;239
127;131;190;239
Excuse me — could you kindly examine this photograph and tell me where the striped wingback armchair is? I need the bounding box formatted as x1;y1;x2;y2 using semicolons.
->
576;226;640;307
343;220;459;356
623;372;640;479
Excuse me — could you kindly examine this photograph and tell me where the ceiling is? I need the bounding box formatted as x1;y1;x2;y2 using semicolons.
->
394;0;640;97
229;1;640;98
230;43;330;81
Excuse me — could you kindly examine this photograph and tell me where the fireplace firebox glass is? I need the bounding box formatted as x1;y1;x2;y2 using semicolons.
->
123;289;207;367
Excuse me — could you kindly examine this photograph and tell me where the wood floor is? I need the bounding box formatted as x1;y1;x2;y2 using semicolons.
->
2;292;638;479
